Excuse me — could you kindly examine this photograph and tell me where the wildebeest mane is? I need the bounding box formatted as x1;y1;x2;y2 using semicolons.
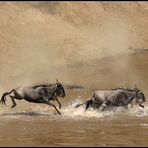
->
112;87;136;92
32;83;53;88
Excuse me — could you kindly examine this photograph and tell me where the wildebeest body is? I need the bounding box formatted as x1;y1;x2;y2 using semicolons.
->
0;81;66;115
75;88;146;111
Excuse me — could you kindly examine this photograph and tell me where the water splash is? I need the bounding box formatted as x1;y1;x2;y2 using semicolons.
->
127;105;148;117
60;98;116;120
0;98;148;121
59;99;148;120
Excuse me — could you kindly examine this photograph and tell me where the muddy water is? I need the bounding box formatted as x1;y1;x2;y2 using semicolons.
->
1;52;148;147
0;87;148;147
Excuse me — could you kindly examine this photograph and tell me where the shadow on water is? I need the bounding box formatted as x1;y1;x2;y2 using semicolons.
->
0;111;52;117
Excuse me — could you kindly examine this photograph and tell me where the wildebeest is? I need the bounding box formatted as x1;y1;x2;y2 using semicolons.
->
75;87;146;111
0;80;66;115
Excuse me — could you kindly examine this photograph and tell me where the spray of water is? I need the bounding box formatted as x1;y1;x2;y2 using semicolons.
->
0;97;147;121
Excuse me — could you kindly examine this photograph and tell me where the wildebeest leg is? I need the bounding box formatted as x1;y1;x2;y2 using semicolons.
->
56;99;61;109
139;103;144;108
46;101;61;115
41;94;61;115
123;105;128;109
98;101;109;112
137;99;145;108
85;99;93;111
10;95;17;108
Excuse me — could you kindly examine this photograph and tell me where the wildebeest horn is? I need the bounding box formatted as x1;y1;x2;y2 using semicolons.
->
133;84;138;91
136;89;140;93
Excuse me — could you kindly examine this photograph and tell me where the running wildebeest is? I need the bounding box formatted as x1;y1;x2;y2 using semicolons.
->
75;87;146;111
0;80;66;115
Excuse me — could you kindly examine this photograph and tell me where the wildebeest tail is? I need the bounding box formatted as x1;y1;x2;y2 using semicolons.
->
0;89;14;106
75;94;95;109
75;100;87;108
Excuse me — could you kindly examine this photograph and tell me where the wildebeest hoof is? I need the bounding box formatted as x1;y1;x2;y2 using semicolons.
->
75;104;80;108
58;112;62;115
139;103;144;108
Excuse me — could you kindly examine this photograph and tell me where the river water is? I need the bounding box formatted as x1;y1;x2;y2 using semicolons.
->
0;53;148;146
0;88;148;147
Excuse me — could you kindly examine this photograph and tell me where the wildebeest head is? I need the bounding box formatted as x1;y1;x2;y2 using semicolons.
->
55;80;66;98
134;88;146;103
136;90;146;103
